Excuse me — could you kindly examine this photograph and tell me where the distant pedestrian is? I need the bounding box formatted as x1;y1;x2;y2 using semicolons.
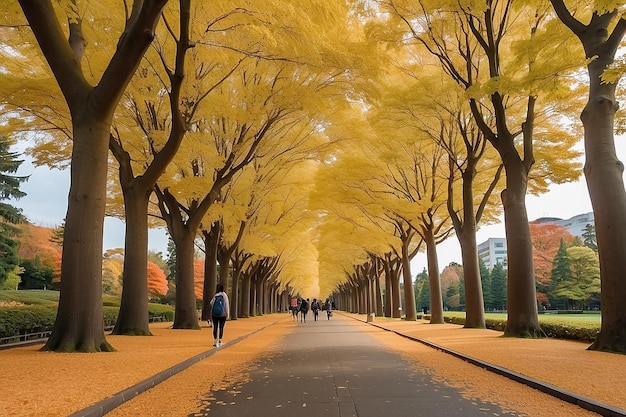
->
311;298;320;321
300;298;309;323
209;284;229;347
325;298;332;320
290;298;298;321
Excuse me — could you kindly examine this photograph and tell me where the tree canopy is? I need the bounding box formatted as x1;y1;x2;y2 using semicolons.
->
3;0;626;352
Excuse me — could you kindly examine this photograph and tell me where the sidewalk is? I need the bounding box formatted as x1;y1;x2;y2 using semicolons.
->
349;313;626;415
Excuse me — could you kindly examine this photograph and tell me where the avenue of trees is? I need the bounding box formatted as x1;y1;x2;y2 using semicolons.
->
0;1;625;354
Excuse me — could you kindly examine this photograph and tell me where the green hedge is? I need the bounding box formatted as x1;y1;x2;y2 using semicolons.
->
444;315;598;342
0;306;57;339
0;291;175;340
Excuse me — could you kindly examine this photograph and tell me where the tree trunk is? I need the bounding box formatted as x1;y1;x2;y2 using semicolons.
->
501;159;542;337
584;58;626;353
401;239;417;321
424;229;443;324
356;281;363;314
383;259;392;317
172;230;200;329
391;261;402;318
458;230;485;328
375;274;383;316
217;249;230;295
230;268;241;319
43;123;114;352
366;279;372;314
112;188;151;335
22;0;168;352
240;274;251;318
451;160;487;328
250;281;258;316
201;224;219;321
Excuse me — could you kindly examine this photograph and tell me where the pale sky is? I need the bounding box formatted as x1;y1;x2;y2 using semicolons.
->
12;137;625;273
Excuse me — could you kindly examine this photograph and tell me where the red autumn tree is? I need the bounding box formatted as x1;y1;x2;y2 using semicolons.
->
147;261;168;298
530;222;574;304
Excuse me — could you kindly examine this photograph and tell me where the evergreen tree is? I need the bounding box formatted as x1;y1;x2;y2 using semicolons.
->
0;136;28;286
414;268;430;313
581;224;597;253
18;256;54;290
549;238;572;309
49;221;64;247
570;236;584;247
490;263;507;311
479;258;492;310
165;236;176;281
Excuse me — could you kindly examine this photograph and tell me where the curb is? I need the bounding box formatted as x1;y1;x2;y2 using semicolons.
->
349;314;626;417
69;317;286;417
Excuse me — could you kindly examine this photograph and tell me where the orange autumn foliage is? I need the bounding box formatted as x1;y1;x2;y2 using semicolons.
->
147;261;168;297
193;258;204;301
17;223;62;283
530;222;574;300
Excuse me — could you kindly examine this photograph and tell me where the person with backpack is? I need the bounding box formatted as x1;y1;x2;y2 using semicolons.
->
209;283;230;347
299;297;309;323
311;298;320;321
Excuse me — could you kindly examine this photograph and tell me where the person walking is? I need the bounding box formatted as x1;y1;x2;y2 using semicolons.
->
290;298;298;321
209;284;230;347
325;298;333;320
311;298;320;321
300;297;309;323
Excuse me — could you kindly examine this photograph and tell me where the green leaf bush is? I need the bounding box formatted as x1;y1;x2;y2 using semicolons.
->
0;291;175;341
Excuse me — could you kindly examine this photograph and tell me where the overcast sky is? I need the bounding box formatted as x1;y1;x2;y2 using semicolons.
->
12;137;624;271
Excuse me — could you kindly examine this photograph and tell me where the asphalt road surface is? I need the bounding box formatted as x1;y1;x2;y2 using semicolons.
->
193;314;518;417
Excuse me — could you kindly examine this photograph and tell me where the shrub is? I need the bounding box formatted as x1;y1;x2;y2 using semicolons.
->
0;306;57;339
0;292;175;340
444;314;597;341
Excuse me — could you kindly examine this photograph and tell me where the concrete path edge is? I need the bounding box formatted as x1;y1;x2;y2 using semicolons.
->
68;317;286;417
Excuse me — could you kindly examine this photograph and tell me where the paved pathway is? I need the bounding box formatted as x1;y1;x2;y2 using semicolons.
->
196;314;518;417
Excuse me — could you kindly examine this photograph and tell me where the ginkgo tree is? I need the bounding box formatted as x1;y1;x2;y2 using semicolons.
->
379;68;505;328
107;2;251;336
312;134;425;320
549;0;626;353
377;0;583;337
215;133;330;316
367;130;453;323
3;0;168;352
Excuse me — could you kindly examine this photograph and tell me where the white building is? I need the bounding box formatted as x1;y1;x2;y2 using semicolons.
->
531;212;595;238
477;212;595;270
477;237;507;270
